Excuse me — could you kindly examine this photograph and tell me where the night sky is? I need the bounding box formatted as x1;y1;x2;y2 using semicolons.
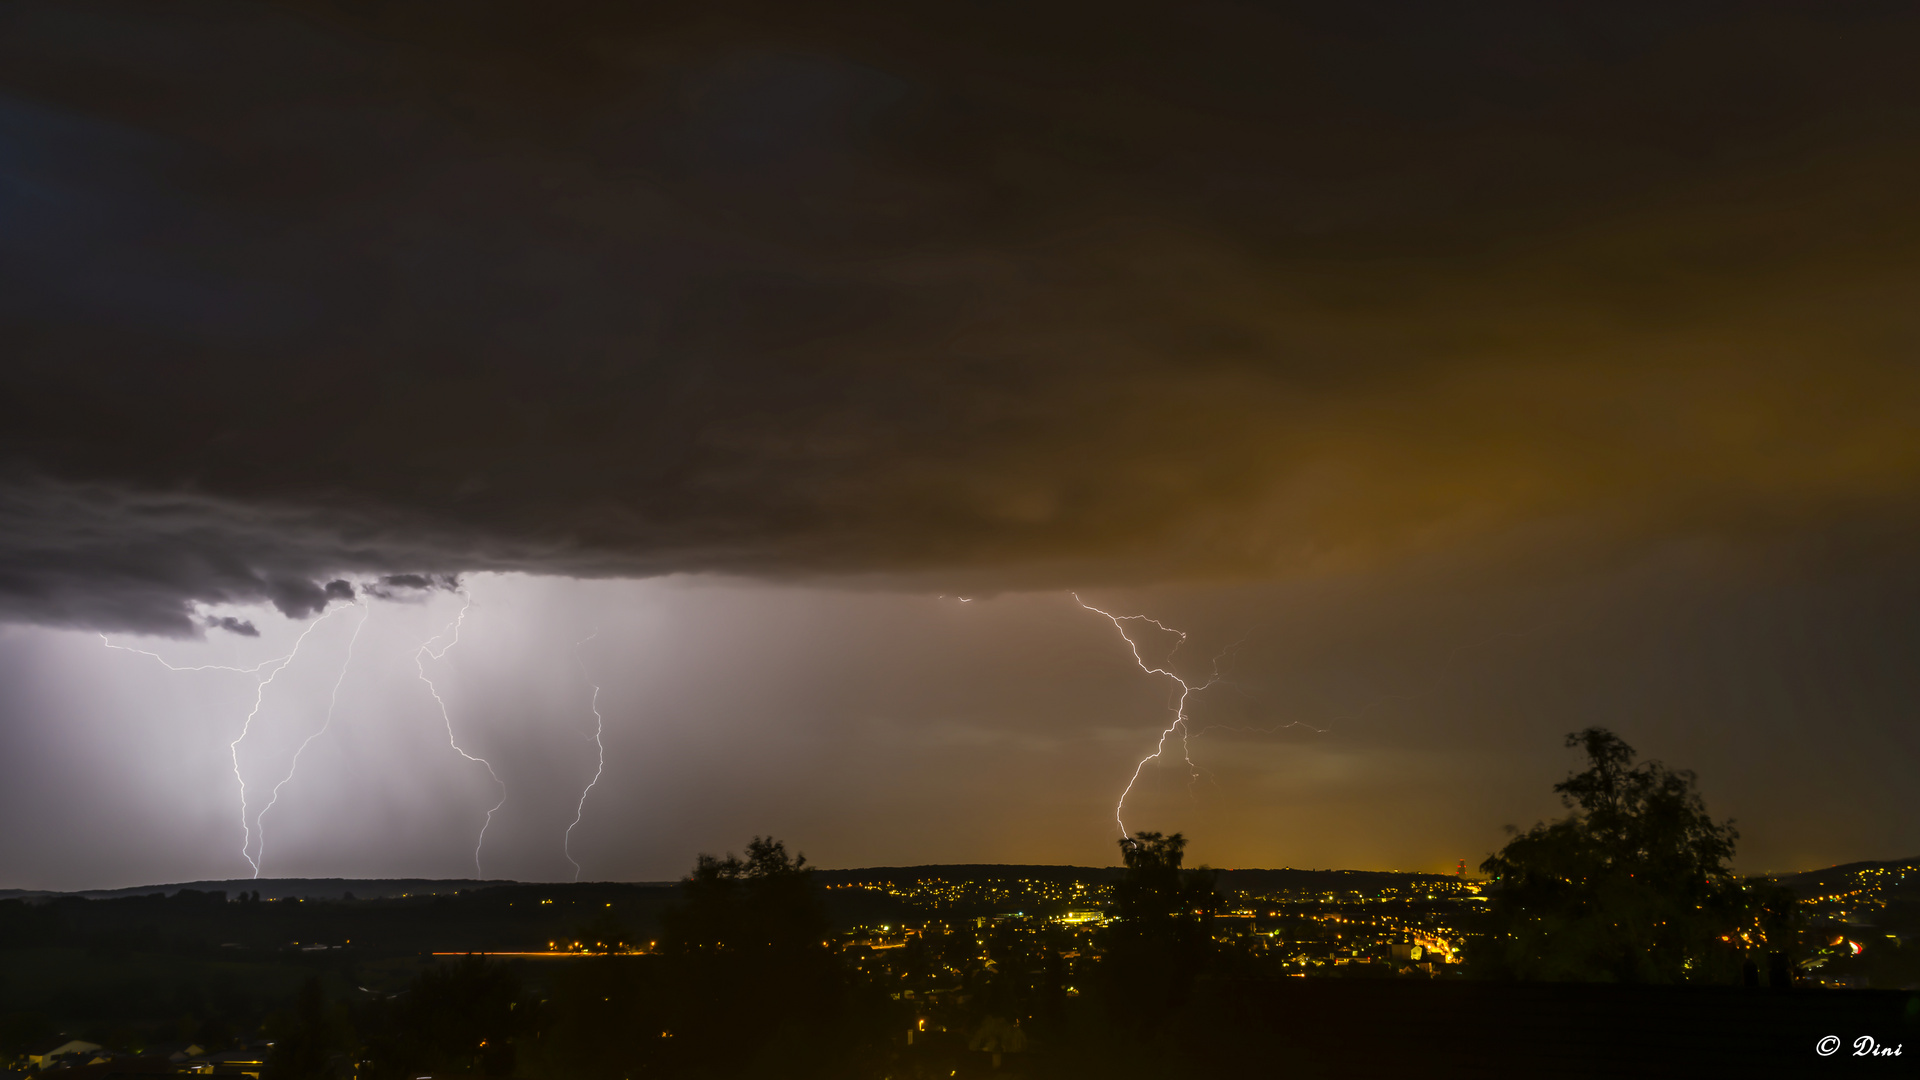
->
3;1;1918;890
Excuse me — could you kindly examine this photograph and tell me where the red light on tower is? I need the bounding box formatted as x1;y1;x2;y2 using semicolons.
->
1456;860;1466;879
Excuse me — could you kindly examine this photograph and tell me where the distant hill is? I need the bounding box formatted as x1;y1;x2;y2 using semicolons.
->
9;857;1903;906
813;864;1465;896
1773;858;1920;903
1213;868;1465;895
811;864;1122;886
0;877;537;902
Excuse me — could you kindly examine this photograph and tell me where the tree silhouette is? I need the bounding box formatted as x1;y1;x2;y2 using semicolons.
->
655;836;863;1077
528;836;899;1079
1103;832;1220;1028
1476;727;1781;983
663;836;827;956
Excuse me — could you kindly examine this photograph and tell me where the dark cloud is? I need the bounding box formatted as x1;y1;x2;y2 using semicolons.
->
2;0;1919;632
377;574;458;593
201;615;258;637
266;578;354;619
364;573;461;601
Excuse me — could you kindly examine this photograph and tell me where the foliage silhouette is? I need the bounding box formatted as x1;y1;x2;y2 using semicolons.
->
531;836;890;1079
1475;727;1792;983
1101;832;1220;1029
662;836;828;957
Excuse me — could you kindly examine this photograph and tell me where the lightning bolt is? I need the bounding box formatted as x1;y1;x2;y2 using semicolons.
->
414;591;507;877
251;599;370;876
1074;593;1226;841
100;637;299;675
101;604;347;876
1085;613;1561;825
563;632;605;883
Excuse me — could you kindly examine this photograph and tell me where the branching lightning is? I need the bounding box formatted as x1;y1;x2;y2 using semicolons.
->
252;600;370;876
413;591;507;877
1084;612;1562;827
101;604;348;876
563;631;605;883
1074;593;1232;842
99;637;301;675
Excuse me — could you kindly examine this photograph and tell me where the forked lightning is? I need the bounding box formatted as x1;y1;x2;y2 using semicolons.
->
1074;593;1225;842
413;592;508;877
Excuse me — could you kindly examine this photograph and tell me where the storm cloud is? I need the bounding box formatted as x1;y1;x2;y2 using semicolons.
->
4;0;1919;634
202;614;259;636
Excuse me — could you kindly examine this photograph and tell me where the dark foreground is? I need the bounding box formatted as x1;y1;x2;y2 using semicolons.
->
939;979;1918;1079
6;865;1916;1077
18;979;1914;1078
20;980;1913;1079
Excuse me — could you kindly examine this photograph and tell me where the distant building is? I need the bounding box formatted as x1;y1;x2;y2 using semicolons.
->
29;1041;102;1070
33;1055;173;1077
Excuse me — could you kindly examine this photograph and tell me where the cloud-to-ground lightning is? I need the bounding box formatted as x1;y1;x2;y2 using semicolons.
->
1074;593;1230;842
413;591;507;876
250;599;370;876
102;604;349;875
563;632;605;883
